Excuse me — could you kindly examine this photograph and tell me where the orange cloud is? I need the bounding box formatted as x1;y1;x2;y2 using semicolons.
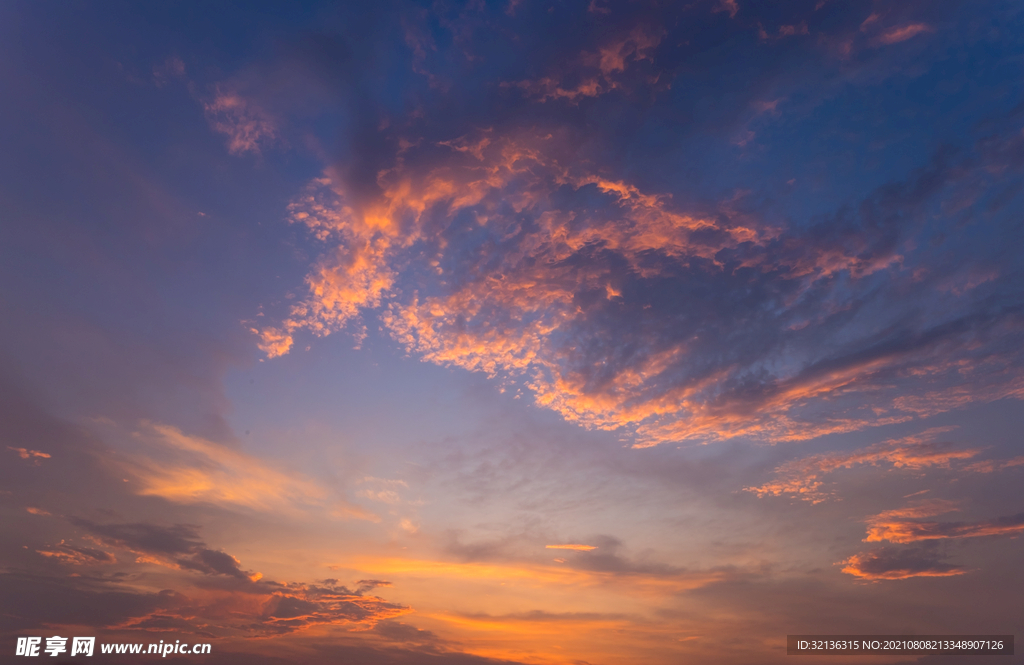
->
8;446;51;460
254;325;294;359
262;123;1024;447
545;544;597;551
863;510;1024;544
36;540;116;566
265;133;779;444
111;579;410;638
113;422;378;521
746;428;980;502
838;548;965;580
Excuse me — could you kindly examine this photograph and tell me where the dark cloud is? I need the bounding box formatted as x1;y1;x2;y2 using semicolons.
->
443;530;738;587
864;512;1024;544
355;579;394;594
178;548;252;579
69;519;204;556
67;518;258;580
838;545;965;580
0;572;170;634
372;620;443;646
1;565;411;639
549;535;688;576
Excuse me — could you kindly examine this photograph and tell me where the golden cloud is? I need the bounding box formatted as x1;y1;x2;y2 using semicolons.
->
113;422;378;521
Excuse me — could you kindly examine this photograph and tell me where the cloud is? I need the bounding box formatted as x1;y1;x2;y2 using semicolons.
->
0;385;419;644
0;571;172;633
713;0;739;19
18;517;411;637
67;518;262;580
258;102;1024;447
745;428;981;502
113;578;410;638
503;26;664;103
838;546;965;580
862;511;1024;544
345;551;729;595
152;55;186;87
2;568;410;639
867;499;960;521
203;88;277;156
358;477;412;505
239;580;411;636
36;540;117;565
239;2;1024;450
962;455;1024;473
113;421;377;520
545;544;597;551
8;446;51;460
757;22;809;42
0;565;512;662
874;23;932;46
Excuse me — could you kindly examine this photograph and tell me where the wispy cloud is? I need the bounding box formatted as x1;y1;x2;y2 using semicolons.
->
962;455;1024;473
114;422;377;520
746;428;980;502
203;88;277;156
874;23;932;46
343;554;730;595
503;26;664;103
8;446;51;460
36;540;116;565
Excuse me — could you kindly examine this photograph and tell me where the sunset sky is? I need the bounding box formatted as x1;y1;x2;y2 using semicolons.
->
1;1;1022;663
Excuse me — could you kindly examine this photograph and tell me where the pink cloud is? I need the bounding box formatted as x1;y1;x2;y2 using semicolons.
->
203;88;277;156
875;23;932;46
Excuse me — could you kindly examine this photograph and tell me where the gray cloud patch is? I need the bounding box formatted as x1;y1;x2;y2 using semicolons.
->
838;545;965;580
69;518;257;580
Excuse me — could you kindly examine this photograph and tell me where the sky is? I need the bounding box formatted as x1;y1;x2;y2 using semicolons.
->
0;0;1022;663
